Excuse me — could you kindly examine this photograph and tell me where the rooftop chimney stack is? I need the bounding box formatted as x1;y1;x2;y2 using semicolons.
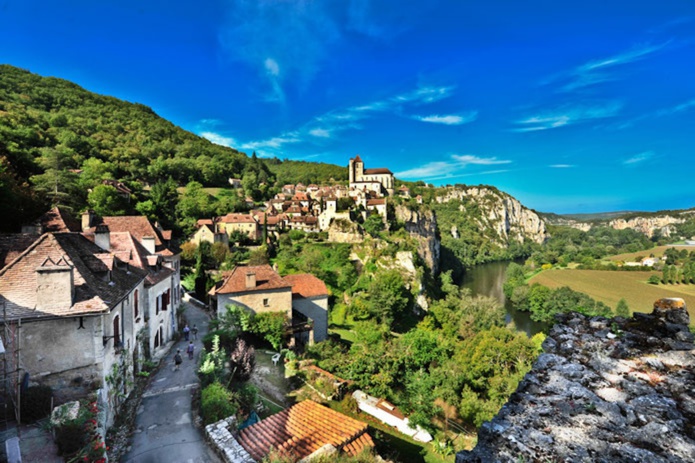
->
142;236;156;254
94;224;110;251
36;257;74;311
245;272;256;289
81;210;95;231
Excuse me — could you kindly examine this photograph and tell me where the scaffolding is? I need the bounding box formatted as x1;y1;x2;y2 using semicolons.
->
1;302;22;429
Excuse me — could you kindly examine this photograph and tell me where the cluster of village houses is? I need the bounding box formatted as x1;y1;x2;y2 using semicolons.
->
0;156;435;460
192;155;420;245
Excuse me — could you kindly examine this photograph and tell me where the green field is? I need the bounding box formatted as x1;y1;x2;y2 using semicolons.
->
605;245;695;263
529;268;695;324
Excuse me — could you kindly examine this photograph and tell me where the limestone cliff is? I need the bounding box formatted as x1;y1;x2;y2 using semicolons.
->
394;205;440;274
456;299;695;463
435;186;548;245
609;215;685;238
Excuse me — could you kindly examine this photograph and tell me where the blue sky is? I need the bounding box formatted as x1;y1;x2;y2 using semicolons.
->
1;1;694;213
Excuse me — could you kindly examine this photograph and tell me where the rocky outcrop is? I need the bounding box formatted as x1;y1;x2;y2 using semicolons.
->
394;205;440;274
327;218;363;243
609;216;685;238
456;298;695;463
436;187;548;245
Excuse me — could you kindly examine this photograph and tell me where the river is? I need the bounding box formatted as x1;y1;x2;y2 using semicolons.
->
459;260;547;336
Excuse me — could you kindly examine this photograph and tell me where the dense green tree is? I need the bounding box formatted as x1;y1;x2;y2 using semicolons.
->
29;147;81;210
87;184;128;216
615;298;630;318
363;213;385;237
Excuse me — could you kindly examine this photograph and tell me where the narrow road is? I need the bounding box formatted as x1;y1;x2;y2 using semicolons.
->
122;302;221;463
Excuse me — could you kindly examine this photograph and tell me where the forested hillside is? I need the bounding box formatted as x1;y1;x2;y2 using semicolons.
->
0;65;345;231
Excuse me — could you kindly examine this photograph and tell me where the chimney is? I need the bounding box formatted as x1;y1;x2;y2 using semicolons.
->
94;224;110;251
36;257;74;311
142;236;156;254
81;210;95;231
245;272;256;289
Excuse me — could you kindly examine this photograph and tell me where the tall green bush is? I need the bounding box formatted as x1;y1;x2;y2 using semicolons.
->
201;382;238;425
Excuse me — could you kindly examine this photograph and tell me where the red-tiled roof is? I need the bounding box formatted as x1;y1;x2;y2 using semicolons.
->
37;207;81;233
353;155;363;163
211;265;291;295
237;400;373;461
0;233;146;320
364;167;392;175
366;199;386;206
107;232;173;286
283;274;328;299
219;213;256;224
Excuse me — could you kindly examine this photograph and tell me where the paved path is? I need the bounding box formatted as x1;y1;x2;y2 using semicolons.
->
122;302;221;463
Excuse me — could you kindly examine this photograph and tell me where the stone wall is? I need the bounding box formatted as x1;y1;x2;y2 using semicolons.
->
216;288;292;319
456;298;695;463
205;417;255;463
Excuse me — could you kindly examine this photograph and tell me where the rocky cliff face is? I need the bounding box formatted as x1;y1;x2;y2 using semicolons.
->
394;205;440;274
456;299;695;463
609;216;685;238
436;187;548;245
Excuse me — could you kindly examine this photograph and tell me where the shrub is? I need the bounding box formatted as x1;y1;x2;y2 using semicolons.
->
201;382;238;425
648;274;661;285
20;385;53;423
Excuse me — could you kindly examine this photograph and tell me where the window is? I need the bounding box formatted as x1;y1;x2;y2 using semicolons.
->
113;315;120;347
134;289;139;320
263;298;269;307
156;295;160;315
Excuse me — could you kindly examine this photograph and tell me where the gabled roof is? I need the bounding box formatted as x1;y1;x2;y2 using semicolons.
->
367;198;386;206
0;233;146;320
237;400;374;461
36;207;82;233
87;216;176;255
283;274;328;299
108;232;174;286
364;167;392;175
211;265;291;295
219;213;257;224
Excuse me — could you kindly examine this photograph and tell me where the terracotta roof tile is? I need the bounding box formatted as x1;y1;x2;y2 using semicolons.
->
87;215;177;255
238;401;372;461
36;207;81;233
0;233;146;320
364;167;392;175
210;265;291;295
367;199;386;206
219;213;257;224
283;274;328;299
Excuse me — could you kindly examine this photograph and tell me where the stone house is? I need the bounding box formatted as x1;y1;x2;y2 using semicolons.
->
190;223;228;247
82;213;182;355
0;232;147;425
217;213;260;241
208;265;328;345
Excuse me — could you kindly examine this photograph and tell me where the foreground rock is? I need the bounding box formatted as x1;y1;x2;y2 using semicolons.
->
457;298;695;463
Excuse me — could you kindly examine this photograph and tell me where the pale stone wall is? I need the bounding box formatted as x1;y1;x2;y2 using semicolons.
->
147;277;176;356
292;296;328;343
216;287;292;319
20;316;103;402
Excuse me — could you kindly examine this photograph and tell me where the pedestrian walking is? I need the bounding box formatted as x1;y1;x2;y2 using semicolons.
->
173;349;183;371
192;324;198;340
187;341;195;360
183;324;190;341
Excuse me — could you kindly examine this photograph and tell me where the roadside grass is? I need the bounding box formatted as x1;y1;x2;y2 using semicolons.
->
529;268;695;325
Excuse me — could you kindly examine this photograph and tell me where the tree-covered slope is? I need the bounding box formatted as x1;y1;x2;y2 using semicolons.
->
0;64;250;187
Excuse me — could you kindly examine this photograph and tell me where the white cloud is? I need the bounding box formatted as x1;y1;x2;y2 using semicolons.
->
624;151;654;165
451;154;511;166
200;131;237;148
240;134;301;151
413;111;478;125
549;164;575;168
395;154;512;180
264;58;280;77
513;102;622;132
309;128;331;138
543;42;670;92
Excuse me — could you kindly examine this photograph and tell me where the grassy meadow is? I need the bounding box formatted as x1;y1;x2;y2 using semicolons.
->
529;268;695;325
605;245;695;263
